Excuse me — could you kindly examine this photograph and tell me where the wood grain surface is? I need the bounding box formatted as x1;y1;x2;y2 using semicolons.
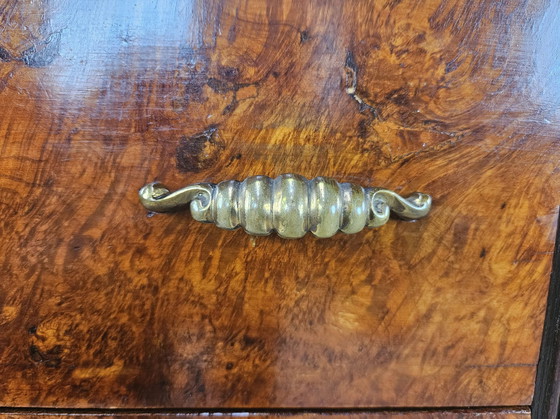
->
0;0;559;410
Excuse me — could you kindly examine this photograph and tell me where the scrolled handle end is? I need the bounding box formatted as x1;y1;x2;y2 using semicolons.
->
370;190;432;224
139;182;213;213
402;192;432;219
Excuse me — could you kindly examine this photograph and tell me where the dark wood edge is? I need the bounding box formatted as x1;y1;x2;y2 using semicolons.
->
0;406;531;416
532;209;560;419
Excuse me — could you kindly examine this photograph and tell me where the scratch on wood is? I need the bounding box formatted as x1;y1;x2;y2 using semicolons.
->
344;50;379;118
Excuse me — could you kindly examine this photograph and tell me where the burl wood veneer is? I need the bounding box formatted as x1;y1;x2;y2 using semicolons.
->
0;0;559;410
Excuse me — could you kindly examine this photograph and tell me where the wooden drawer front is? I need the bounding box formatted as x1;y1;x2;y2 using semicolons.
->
0;0;558;411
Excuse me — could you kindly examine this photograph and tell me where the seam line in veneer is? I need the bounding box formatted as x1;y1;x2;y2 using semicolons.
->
0;405;531;415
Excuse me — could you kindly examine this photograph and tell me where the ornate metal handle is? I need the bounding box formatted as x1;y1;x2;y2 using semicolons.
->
139;174;432;239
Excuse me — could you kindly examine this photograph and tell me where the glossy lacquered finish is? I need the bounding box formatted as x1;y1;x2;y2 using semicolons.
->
139;174;432;238
0;0;559;412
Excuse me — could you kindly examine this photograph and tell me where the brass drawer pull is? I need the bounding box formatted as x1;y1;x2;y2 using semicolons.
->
139;174;431;239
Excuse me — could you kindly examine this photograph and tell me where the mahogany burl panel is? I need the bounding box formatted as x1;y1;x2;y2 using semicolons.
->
0;0;559;410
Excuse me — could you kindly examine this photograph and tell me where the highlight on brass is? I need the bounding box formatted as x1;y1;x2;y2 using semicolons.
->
139;174;432;239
